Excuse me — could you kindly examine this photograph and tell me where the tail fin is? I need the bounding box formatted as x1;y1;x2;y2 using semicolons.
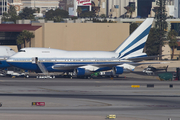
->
115;18;154;59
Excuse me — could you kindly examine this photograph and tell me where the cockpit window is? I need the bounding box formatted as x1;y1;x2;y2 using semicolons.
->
10;49;13;51
18;50;26;52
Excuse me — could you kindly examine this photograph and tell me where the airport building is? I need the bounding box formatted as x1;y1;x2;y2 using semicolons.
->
1;17;180;59
0;0;180;59
0;0;179;18
0;0;59;17
0;22;129;53
0;0;8;16
92;0;178;18
21;0;59;12
13;0;59;15
174;0;180;18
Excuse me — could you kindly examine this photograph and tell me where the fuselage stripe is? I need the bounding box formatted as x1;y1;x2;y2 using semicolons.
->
120;42;145;58
119;25;151;54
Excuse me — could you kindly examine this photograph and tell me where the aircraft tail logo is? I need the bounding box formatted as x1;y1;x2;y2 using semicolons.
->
115;18;154;59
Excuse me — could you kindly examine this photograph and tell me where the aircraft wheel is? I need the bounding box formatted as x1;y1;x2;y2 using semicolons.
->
2;73;7;77
26;75;29;78
84;76;91;79
1;70;7;77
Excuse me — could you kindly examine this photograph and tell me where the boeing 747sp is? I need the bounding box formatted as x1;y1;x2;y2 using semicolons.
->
7;18;154;77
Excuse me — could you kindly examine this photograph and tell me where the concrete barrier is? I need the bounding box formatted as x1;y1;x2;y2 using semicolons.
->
169;84;173;88
147;84;154;88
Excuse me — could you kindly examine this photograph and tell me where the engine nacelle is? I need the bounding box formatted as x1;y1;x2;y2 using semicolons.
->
74;68;92;76
112;66;123;75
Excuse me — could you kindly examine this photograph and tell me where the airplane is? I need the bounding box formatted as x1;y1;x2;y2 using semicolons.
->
0;46;16;76
143;65;168;75
6;18;155;78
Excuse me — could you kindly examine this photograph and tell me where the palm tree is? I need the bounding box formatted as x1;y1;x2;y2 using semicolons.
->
76;7;82;17
129;6;135;18
124;5;135;18
17;30;35;48
100;14;106;18
167;30;178;59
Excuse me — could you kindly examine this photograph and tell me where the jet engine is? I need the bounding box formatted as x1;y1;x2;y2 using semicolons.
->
112;66;123;74
74;68;92;76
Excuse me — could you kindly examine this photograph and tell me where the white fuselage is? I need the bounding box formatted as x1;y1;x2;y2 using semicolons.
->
10;48;119;59
7;48;127;72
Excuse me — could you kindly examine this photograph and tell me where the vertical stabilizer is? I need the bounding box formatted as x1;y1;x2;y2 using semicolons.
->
115;18;154;59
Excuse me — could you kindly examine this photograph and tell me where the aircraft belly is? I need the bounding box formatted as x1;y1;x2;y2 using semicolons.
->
8;62;74;72
8;62;39;71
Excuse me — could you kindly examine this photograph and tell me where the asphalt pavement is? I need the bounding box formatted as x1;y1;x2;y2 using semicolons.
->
0;70;180;120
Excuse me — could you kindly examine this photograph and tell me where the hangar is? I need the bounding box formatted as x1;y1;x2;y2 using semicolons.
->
0;24;41;52
0;22;129;52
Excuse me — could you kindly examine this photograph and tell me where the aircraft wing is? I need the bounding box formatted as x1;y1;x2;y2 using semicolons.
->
52;61;168;71
52;62;126;71
128;62;169;65
52;64;85;70
125;55;167;61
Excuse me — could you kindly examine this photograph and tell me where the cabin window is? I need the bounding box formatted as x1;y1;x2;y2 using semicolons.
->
42;51;50;53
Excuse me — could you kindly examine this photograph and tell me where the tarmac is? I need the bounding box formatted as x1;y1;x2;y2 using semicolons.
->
0;60;180;120
0;73;180;120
